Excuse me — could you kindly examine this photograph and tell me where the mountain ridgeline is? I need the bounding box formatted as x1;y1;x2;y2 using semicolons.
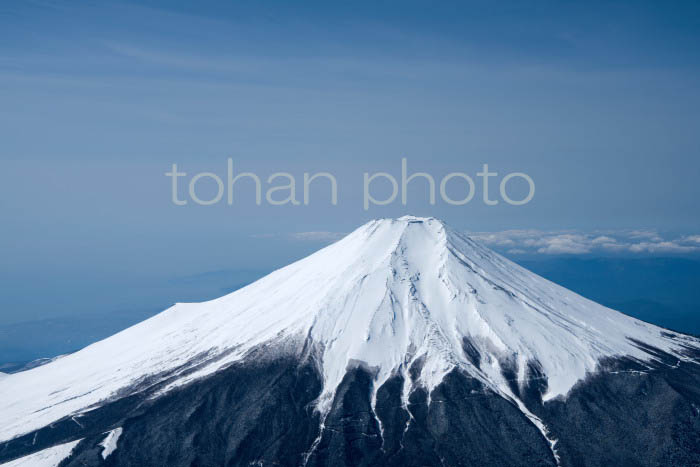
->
1;217;699;466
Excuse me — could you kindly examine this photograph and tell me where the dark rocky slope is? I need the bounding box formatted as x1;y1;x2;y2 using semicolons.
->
1;348;698;467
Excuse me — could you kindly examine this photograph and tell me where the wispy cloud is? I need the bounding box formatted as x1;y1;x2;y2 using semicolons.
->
252;228;700;256
469;229;700;256
684;235;700;244
251;231;346;242
103;42;254;72
289;231;346;242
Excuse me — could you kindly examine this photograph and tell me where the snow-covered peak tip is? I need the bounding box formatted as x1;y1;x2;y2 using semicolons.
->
0;216;698;443
344;215;451;251
365;215;442;227
396;215;439;222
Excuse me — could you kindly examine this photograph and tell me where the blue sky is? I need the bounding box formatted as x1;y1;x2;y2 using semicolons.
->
2;0;700;326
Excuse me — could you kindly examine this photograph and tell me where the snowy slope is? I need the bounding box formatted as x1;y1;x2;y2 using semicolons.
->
0;439;81;467
0;216;697;444
99;428;123;460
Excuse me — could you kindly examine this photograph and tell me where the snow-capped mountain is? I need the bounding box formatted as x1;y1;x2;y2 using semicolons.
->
1;217;699;467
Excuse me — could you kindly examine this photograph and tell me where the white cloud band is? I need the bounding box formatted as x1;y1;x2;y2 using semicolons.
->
469;229;700;255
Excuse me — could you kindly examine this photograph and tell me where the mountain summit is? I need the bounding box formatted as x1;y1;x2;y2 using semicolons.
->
1;217;699;467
